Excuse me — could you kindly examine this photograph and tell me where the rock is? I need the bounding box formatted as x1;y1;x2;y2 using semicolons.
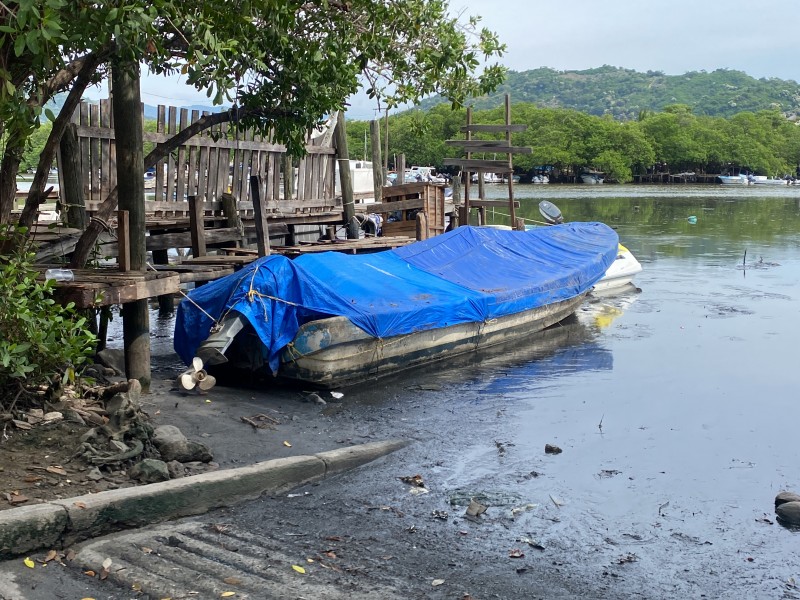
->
96;349;125;376
152;425;213;463
166;460;185;479
86;467;105;482
775;491;800;508
545;444;563;455
129;459;170;483
79;428;98;444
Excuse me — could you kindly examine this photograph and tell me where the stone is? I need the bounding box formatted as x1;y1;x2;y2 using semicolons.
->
775;491;800;508
152;425;213;463
776;500;800;527
166;460;185;479
129;459;170;484
87;467;105;482
545;444;563;455
96;349;125;376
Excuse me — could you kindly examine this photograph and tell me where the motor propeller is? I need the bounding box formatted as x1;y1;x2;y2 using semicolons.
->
177;356;217;393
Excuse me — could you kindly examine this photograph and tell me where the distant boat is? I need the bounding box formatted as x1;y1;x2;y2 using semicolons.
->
580;172;603;184
750;175;789;186
531;175;549;184
717;174;749;185
471;172;503;184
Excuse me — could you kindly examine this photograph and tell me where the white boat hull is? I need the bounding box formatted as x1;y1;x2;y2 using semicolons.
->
592;246;642;293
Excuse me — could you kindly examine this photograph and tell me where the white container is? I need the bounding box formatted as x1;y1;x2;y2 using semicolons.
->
44;268;74;282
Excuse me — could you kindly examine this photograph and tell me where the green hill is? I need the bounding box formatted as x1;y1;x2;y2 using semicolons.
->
419;66;800;120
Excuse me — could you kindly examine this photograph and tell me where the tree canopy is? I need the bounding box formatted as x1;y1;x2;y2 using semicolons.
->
349;103;800;183
1;0;506;225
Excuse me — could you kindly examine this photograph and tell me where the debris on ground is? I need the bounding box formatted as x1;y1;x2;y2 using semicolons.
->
544;443;562;455
465;499;487;517
399;474;425;488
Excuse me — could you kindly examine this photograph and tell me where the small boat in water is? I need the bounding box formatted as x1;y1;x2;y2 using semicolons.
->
580;172;604;184
717;174;749;185
175;224;619;388
750;175;789;186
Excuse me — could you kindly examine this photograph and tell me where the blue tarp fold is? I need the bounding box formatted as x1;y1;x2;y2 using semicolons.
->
175;223;619;372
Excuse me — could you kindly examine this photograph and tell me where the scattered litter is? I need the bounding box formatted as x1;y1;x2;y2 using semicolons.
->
23;557;34;569
409;487;429;496
510;503;538;518
687;216;697;224
616;553;638;565
240;413;280;429
431;510;449;520
46;466;67;476
658;501;670;517
544;444;562;455
431;579;445;587
549;494;564;508
399;474;425;488
518;537;545;550
508;549;525;559
597;469;622;479
291;565;306;574
465;499;487;517
287;492;311;498
330;391;344;400
283;441;292;447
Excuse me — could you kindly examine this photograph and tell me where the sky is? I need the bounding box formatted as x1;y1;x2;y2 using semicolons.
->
86;0;799;118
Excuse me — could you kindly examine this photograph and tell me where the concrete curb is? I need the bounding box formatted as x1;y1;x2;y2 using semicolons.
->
0;439;408;559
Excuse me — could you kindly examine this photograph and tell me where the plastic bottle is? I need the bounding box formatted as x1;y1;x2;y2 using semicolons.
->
44;268;74;282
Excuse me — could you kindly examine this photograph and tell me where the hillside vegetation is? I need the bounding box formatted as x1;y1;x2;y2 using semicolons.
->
419;66;800;121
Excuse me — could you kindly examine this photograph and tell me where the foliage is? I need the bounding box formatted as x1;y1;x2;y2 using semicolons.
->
417;66;800;120
348;101;800;181
1;0;506;224
0;227;96;397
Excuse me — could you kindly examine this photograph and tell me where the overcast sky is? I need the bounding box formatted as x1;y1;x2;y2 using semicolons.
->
90;0;799;117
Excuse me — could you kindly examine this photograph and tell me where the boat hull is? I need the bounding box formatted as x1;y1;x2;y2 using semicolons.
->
279;294;586;388
592;246;643;293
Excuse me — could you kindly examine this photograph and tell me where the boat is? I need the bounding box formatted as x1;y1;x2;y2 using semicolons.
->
175;223;619;388
580;172;604;184
471;172;503;184
590;244;642;293
750;175;789;186
537;200;642;293
531;175;549;184
717;173;749;185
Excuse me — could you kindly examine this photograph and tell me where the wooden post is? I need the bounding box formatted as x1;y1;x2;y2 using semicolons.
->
151;245;173;314
112;60;150;391
450;172;461;229
250;175;271;257
415;212;428;241
397;154;406;184
370;120;383;201
188;195;207;257
282;155;294;200
463;107;472;226
117;209;130;272
59;123;87;230
505;94;517;225
221;192;245;246
333;111;357;238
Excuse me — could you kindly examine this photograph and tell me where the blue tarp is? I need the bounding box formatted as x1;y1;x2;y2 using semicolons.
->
174;223;619;372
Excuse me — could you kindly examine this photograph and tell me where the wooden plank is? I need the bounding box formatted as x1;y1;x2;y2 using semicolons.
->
175;108;189;203
146;227;252;251
165;105;178;204
444;140;531;153
363;198;426;213
155;105;166;202
186;110;200;197
89;103;101;207
459;124;527;133
441;159;513;172
53;273;181;308
99;99;112;197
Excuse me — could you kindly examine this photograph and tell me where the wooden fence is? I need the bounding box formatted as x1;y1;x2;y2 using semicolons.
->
61;101;341;222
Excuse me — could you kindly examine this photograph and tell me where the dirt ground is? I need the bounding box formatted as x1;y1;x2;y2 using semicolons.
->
0;374;344;512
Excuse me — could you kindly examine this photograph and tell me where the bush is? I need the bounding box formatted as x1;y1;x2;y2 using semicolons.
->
0;228;96;400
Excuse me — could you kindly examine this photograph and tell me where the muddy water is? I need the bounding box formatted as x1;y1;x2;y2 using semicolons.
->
110;185;800;597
